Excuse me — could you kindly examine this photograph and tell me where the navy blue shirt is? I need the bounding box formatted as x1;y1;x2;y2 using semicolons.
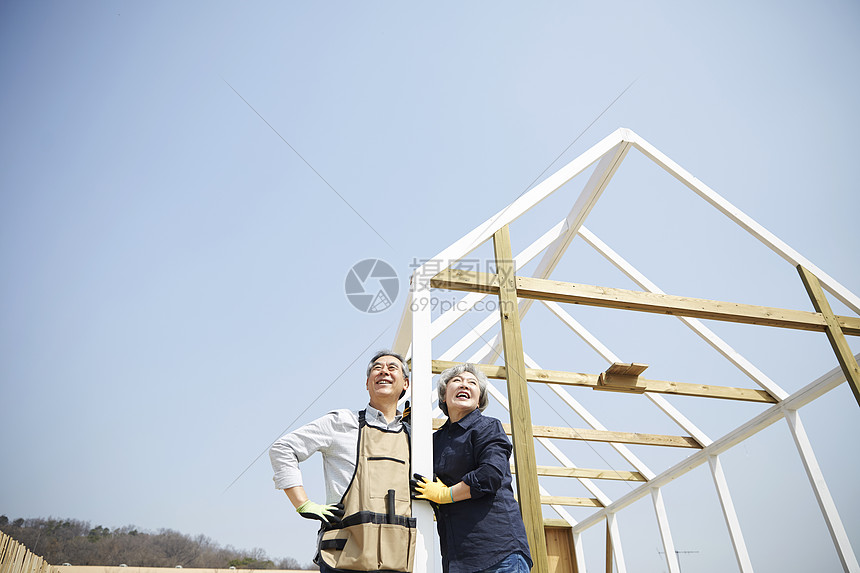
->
433;409;533;573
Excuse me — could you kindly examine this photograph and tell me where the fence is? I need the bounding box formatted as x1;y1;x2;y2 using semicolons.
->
0;531;58;573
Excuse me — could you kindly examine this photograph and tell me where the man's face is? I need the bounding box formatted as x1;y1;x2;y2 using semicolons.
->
366;355;409;405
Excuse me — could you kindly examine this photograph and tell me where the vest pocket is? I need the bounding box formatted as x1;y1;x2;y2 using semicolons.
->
319;520;416;573
379;523;416;573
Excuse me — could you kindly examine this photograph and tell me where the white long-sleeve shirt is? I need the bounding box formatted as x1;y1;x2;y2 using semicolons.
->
269;404;405;504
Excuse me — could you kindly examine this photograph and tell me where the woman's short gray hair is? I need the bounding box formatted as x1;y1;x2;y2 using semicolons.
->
437;363;489;416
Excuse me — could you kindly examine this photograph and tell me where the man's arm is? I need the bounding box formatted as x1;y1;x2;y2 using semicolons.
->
283;485;309;508
286;485;344;524
269;410;354;525
269;411;342;491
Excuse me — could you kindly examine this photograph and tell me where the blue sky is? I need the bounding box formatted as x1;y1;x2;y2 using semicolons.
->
1;2;858;572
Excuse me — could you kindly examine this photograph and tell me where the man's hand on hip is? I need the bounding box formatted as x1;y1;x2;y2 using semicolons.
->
296;500;344;525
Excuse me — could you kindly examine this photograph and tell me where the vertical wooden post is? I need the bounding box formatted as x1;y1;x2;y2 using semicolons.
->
797;265;860;408
493;225;548;573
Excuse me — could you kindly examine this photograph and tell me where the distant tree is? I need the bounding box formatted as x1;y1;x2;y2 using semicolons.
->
276;556;305;570
0;516;313;570
87;526;111;542
228;556;275;569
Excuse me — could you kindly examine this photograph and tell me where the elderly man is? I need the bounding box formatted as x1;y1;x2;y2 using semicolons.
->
270;350;416;573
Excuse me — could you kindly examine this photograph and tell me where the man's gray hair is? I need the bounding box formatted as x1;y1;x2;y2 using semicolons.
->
437;363;489;416
366;349;410;380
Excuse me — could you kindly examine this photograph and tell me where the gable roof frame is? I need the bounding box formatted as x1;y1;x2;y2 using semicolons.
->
398;128;860;573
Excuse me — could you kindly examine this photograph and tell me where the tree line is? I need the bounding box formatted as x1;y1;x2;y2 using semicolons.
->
0;516;311;570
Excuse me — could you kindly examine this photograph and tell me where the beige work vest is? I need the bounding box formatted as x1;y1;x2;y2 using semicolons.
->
318;411;416;573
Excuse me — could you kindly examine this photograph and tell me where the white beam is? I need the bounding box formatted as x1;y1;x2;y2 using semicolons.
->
572;531;587;573
651;487;681;573
708;455;754;573
423;136;632;367
607;512;628;573
464;140;633;367
628;132;860;315
519;350;656;481
540;301;713;446
392;290;413;357
578;225;789;400
784;409;860;573
409;270;437;573
415;130;629;280
430;220;567;340
573;354;857;533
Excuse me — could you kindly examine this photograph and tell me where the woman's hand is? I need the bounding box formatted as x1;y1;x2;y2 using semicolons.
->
410;473;454;504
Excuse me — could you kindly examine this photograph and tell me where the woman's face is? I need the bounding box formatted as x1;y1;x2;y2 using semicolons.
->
444;370;480;420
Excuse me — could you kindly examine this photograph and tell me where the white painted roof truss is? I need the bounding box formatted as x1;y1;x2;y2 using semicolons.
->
398;129;860;573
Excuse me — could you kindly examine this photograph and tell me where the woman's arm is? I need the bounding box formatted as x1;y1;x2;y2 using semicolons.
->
449;480;472;501
460;419;512;498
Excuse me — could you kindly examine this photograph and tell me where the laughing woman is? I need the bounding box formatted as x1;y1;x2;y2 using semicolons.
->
411;363;533;573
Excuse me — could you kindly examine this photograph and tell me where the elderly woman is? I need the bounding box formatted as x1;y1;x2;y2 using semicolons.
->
412;363;533;573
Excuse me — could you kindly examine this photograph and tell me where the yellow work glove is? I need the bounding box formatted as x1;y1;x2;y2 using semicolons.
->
410;473;454;504
296;500;344;525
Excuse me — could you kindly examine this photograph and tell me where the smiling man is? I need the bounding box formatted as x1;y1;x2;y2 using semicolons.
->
270;350;416;573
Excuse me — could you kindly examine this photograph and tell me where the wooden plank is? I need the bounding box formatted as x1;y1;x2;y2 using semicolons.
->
501;423;702;448
606;362;649;377
598;362;648;393
493;225;549;573
798;265;860;408
431;360;776;403
596;376;775;403
545;525;578;573
518;276;860;335
515;465;647;482
433;359;596;385
541;496;603;507
430;269;860;335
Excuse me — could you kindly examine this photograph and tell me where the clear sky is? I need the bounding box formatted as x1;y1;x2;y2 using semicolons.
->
1;2;858;573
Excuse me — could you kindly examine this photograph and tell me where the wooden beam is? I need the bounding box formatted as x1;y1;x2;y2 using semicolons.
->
493;225;549;573
516;494;603;507
797;265;860;408
430;360;777;403
593;375;776;403
500;423;702;448
514;465;647;482
598;362;649;392
436;422;691;462
430;269;860;336
541;496;603;507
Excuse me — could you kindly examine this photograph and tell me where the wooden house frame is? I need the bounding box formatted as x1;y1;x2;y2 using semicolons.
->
392;128;859;573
